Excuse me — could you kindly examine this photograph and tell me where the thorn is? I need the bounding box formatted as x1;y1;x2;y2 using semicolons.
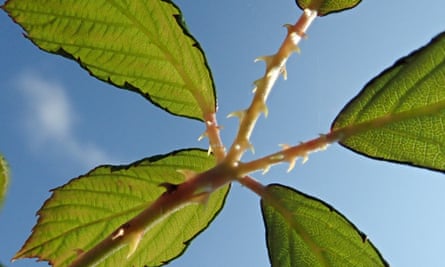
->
227;110;246;121
254;55;274;69
112;228;125;240
127;231;143;258
302;154;309;164
207;145;213;155
262;165;271;175
292;44;301;54
253;78;264;88
283;24;293;33
279;144;291;150
259;101;269;118
198;131;208;141
280;66;288;80
287;157;297;173
247;142;255;154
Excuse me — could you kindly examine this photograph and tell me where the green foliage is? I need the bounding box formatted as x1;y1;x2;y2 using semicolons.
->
3;0;216;121
261;184;387;267
0;154;8;209
13;149;229;267
332;32;445;172
295;0;361;16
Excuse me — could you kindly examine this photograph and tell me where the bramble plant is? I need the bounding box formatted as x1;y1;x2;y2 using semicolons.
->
1;0;445;266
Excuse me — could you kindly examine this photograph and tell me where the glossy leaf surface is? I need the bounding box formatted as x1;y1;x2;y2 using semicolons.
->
14;149;229;266
3;0;216;121
0;155;8;210
296;0;361;16
261;184;387;267
332;32;445;172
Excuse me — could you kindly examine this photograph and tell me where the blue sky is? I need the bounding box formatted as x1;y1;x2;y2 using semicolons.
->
1;0;444;266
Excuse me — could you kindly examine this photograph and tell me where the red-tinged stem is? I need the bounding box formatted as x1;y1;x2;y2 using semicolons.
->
69;162;235;267
204;112;226;162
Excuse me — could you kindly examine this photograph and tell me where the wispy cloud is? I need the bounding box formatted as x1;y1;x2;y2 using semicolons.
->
17;72;116;168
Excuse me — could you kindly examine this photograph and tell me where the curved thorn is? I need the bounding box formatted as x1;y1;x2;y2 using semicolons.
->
262;165;271;175
227;110;246;121
197;131;208;141
281;66;288;80
127;232;143;258
287;158;297;173
254;55;274;69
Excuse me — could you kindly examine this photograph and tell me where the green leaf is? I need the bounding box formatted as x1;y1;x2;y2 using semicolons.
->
261;184;387;267
0;154;8;210
331;32;445;172
295;0;361;16
3;0;216;121
13;149;229;266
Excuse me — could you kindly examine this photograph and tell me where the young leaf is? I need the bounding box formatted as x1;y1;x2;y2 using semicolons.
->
295;0;361;16
261;184;388;267
332;32;445;172
0;154;9;210
13;149;229;266
2;0;216;121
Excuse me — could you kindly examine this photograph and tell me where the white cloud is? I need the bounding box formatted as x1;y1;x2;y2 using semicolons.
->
17;72;116;168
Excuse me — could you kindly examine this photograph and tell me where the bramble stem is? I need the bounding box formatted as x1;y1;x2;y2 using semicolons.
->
204;112;226;162
225;9;318;164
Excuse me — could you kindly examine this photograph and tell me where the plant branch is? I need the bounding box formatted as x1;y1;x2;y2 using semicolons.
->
69;162;235;267
225;9;318;164
203;112;226;162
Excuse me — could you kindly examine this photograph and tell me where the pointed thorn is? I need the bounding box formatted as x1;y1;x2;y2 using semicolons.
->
287;158;297;173
227;110;246;121
197;131;208;141
281;66;288;80
262;165;271;175
254;55;274;69
247;142;255;154
259;102;269;118
283;24;293;33
302;154;309;164
207;145;213;155
279;144;291;150
253;78;263;86
127;232;143;258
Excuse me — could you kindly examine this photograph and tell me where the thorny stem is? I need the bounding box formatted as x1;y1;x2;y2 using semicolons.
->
204;112;226;162
225;9;318;164
68;10;320;267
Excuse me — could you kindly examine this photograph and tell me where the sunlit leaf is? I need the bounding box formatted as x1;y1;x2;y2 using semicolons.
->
13;149;229;266
261;184;388;267
0;154;8;210
332;32;445;172
3;0;216;121
295;0;361;16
